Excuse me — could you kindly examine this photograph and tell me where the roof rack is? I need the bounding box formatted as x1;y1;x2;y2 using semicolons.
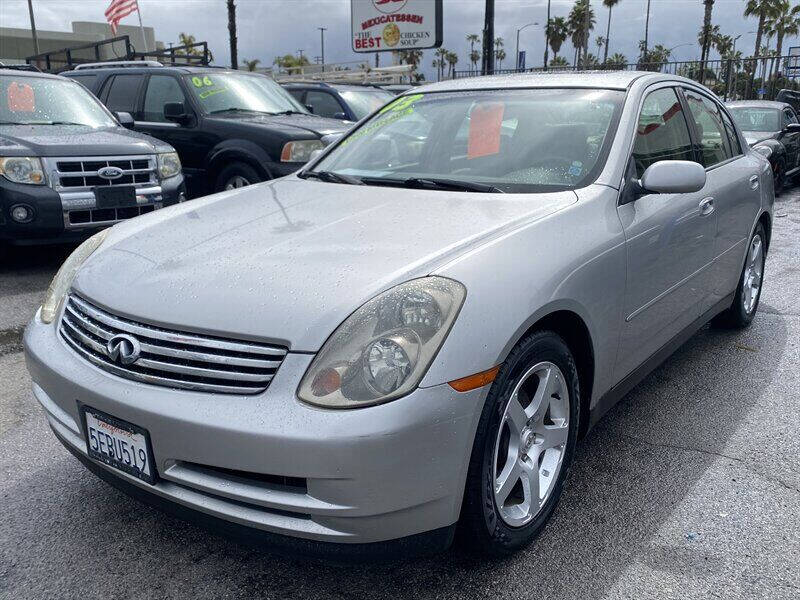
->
73;60;163;70
0;63;42;72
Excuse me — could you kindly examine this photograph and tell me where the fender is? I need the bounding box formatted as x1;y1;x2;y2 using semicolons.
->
206;139;275;180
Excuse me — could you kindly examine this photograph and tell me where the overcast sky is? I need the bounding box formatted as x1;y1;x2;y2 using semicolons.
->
2;0;798;78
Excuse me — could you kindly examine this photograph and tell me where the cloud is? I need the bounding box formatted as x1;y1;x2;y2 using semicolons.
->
1;0;794;79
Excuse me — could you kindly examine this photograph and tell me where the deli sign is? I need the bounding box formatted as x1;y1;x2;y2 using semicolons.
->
351;0;443;52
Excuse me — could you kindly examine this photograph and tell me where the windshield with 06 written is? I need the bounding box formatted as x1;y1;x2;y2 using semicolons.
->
184;73;308;115
310;88;624;193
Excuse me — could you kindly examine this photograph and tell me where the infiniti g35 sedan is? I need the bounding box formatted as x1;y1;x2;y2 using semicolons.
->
24;72;773;558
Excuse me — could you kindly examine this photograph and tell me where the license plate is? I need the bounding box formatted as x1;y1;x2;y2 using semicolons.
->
95;185;136;208
80;405;156;484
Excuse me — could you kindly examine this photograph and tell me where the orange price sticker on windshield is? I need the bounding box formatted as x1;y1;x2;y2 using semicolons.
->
467;102;504;159
7;81;35;112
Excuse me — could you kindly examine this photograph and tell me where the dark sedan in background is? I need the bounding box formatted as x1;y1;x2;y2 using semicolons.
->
282;82;394;122
727;100;800;192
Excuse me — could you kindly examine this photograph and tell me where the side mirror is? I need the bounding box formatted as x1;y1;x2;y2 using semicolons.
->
305;104;315;114
320;132;344;146
783;123;800;135
333;112;348;121
639;160;706;195
115;111;134;129
164;102;190;125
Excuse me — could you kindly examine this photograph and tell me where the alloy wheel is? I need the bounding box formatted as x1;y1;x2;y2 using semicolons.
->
225;175;251;190
492;361;570;528
742;234;764;315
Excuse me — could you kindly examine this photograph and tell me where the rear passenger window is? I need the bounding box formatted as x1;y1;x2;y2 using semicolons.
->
287;89;305;103
305;90;344;118
684;90;732;167
68;74;98;93
632;88;694;178
103;75;143;115
143;75;186;122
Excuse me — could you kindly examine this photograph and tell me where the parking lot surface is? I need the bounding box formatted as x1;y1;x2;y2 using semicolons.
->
1;189;799;600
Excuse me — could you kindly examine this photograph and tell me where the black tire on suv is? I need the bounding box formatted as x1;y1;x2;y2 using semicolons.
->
215;162;263;192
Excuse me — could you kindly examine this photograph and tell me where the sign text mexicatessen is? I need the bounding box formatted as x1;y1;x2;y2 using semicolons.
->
351;0;443;52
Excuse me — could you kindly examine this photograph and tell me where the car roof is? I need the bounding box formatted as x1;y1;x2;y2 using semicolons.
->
0;68;66;81
62;65;255;76
412;70;691;93
726;100;792;110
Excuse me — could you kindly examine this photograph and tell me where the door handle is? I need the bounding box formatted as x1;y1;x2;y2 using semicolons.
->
699;197;715;216
749;175;759;190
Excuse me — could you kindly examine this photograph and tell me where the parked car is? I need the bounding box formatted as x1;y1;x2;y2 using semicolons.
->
776;88;800;113
726;100;800;192
282;81;395;122
64;63;348;197
25;72;773;559
0;68;185;245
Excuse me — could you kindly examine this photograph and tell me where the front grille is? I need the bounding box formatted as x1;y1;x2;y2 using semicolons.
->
59;295;287;395
52;156;157;190
66;204;156;226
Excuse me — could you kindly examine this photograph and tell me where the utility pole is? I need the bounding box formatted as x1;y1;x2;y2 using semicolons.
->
543;0;551;71
318;27;327;72
227;0;238;69
481;0;495;75
642;0;651;62
27;0;40;56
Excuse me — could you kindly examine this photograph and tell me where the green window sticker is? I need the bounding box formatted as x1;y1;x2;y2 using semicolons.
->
192;76;203;88
378;93;424;114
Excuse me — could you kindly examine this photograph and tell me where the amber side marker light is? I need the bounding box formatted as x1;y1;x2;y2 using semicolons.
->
448;365;501;392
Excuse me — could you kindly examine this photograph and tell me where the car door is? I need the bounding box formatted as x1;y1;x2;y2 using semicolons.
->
782;106;800;170
614;86;717;382
682;88;761;309
136;74;209;184
100;73;145;117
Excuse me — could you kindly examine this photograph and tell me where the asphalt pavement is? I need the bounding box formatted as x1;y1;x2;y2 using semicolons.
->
1;189;799;600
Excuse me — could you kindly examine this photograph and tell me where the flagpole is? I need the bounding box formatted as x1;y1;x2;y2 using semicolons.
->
136;3;148;53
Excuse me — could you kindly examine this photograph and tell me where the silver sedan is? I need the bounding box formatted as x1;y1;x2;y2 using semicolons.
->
24;71;773;558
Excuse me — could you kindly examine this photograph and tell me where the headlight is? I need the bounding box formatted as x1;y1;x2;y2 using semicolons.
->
40;229;109;323
298;277;466;408
0;156;45;185
157;152;181;179
753;144;772;159
280;140;324;162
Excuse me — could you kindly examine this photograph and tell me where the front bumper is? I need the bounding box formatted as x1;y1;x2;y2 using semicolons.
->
0;175;185;244
24;311;486;546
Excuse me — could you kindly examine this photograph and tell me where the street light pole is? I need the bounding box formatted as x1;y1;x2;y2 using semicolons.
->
543;0;551;71
318;27;327;72
515;22;537;71
27;0;39;56
482;0;495;75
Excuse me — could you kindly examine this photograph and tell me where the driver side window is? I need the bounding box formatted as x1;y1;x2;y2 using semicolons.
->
143;76;187;122
632;88;694;178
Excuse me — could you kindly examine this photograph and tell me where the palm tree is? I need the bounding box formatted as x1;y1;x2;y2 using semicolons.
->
398;49;423;81
432;58;442;81
568;0;595;67
606;52;627;68
699;0;716;75
550;56;570;68
469;50;481;73
602;0;621;64
745;0;780;59
446;51;459;78
765;0;800;84
596;36;605;59
242;58;260;72
466;33;480;55
495;48;507;70
546;17;570;64
227;0;238;69
434;47;448;80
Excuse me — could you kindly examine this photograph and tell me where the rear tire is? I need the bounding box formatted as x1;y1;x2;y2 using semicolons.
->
459;330;580;556
713;222;766;329
214;162;263;192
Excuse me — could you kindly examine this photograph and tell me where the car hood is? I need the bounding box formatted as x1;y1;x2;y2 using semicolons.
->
207;113;348;137
0;124;173;157
74;178;576;351
742;130;778;146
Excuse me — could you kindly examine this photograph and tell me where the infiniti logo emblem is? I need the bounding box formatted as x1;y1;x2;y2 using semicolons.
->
98;166;124;180
106;334;141;365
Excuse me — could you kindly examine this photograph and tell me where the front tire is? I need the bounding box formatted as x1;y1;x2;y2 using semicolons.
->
215;162;263;192
773;158;786;195
713;222;766;329
460;330;580;556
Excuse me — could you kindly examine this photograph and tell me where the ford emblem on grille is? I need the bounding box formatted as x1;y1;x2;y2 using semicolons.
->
98;166;124;180
106;334;141;365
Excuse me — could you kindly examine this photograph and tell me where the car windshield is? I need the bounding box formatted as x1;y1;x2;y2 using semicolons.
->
185;73;308;115
728;107;780;132
337;88;395;120
311;88;625;193
0;75;116;127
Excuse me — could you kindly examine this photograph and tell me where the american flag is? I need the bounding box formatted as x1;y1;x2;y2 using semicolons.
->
105;0;140;35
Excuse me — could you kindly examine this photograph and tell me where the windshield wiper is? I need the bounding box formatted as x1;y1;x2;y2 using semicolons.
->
360;176;503;193
298;170;364;185
208;107;272;115
272;110;307;116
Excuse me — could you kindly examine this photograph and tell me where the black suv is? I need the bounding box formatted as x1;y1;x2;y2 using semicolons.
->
64;64;348;197
282;82;395;122
0;69;185;245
